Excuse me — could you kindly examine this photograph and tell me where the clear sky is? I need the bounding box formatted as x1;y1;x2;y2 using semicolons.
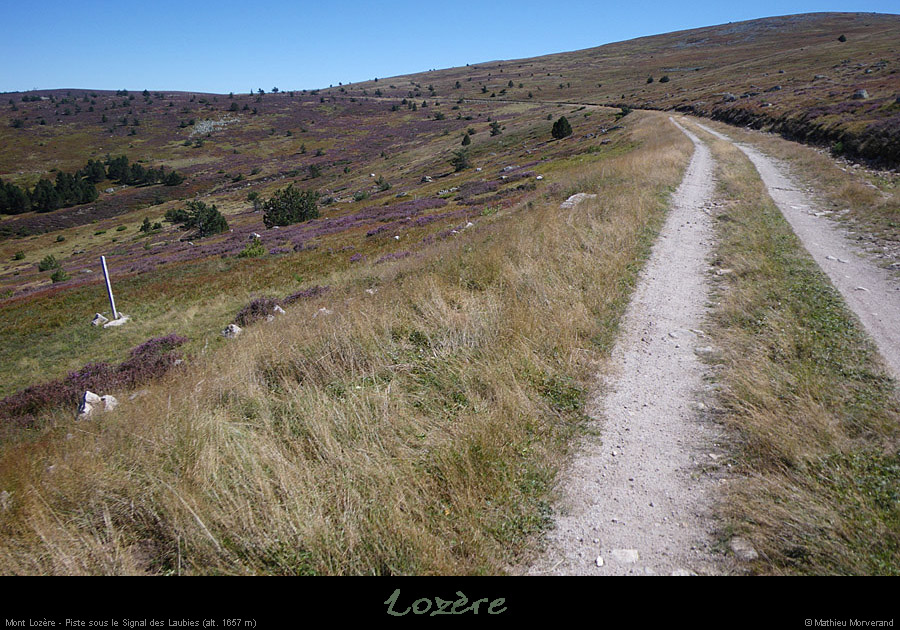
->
1;1;897;94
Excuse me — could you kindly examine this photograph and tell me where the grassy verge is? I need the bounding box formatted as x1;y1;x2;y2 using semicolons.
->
0;112;692;574
692;123;900;574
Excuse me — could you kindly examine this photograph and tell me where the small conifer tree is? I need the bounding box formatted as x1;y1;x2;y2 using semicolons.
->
551;116;572;140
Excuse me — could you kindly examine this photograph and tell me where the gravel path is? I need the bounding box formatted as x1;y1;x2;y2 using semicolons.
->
526;120;727;576
695;122;900;382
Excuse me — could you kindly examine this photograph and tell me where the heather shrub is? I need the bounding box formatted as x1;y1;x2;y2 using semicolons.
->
233;297;281;327
283;285;330;305
0;334;187;425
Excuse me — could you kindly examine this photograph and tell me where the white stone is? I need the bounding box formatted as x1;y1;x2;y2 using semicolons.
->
222;323;242;338
536;175;544;180
0;490;11;512
103;314;130;328
273;305;286;315
560;193;598;209
610;549;640;564
91;313;109;327
595;556;604;567
729;537;759;561
101;395;118;411
84;391;102;405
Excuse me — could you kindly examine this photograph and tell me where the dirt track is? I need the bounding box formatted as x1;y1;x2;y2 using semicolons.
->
526;120;726;575
695;121;900;382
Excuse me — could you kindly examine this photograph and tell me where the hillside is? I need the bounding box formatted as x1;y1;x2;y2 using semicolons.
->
345;12;900;163
0;12;898;577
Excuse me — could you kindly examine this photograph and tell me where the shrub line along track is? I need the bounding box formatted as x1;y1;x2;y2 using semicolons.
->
527;119;726;575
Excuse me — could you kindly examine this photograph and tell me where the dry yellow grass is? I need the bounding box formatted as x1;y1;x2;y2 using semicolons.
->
0;112;692;575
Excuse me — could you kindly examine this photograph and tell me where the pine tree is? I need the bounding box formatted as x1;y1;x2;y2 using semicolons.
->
551;116;573;140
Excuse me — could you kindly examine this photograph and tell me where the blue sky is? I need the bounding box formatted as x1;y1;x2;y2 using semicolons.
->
1;1;897;94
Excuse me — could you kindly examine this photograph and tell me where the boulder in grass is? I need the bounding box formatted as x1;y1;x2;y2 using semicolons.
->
222;324;242;338
101;395;118;412
78;391;103;418
103;314;130;328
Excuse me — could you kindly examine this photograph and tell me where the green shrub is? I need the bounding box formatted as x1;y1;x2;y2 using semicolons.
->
38;255;59;271
50;268;69;283
13;251;25;260
262;184;319;228
166;201;229;237
238;237;266;258
449;148;470;172
551;116;572;140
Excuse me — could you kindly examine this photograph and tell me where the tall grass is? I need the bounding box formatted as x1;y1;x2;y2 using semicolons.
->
693;125;900;574
0;113;692;574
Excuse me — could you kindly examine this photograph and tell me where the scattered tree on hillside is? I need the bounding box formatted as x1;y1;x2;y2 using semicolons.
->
551;116;572;140
165;201;229;237
262;184;319;228
461;133;471;146
449;148;470;172
490;121;502;136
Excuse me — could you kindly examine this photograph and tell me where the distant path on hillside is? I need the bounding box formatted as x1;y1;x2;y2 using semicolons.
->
526;120;727;575
694;121;900;382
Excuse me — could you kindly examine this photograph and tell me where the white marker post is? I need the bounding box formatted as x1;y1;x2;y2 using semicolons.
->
100;255;119;320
